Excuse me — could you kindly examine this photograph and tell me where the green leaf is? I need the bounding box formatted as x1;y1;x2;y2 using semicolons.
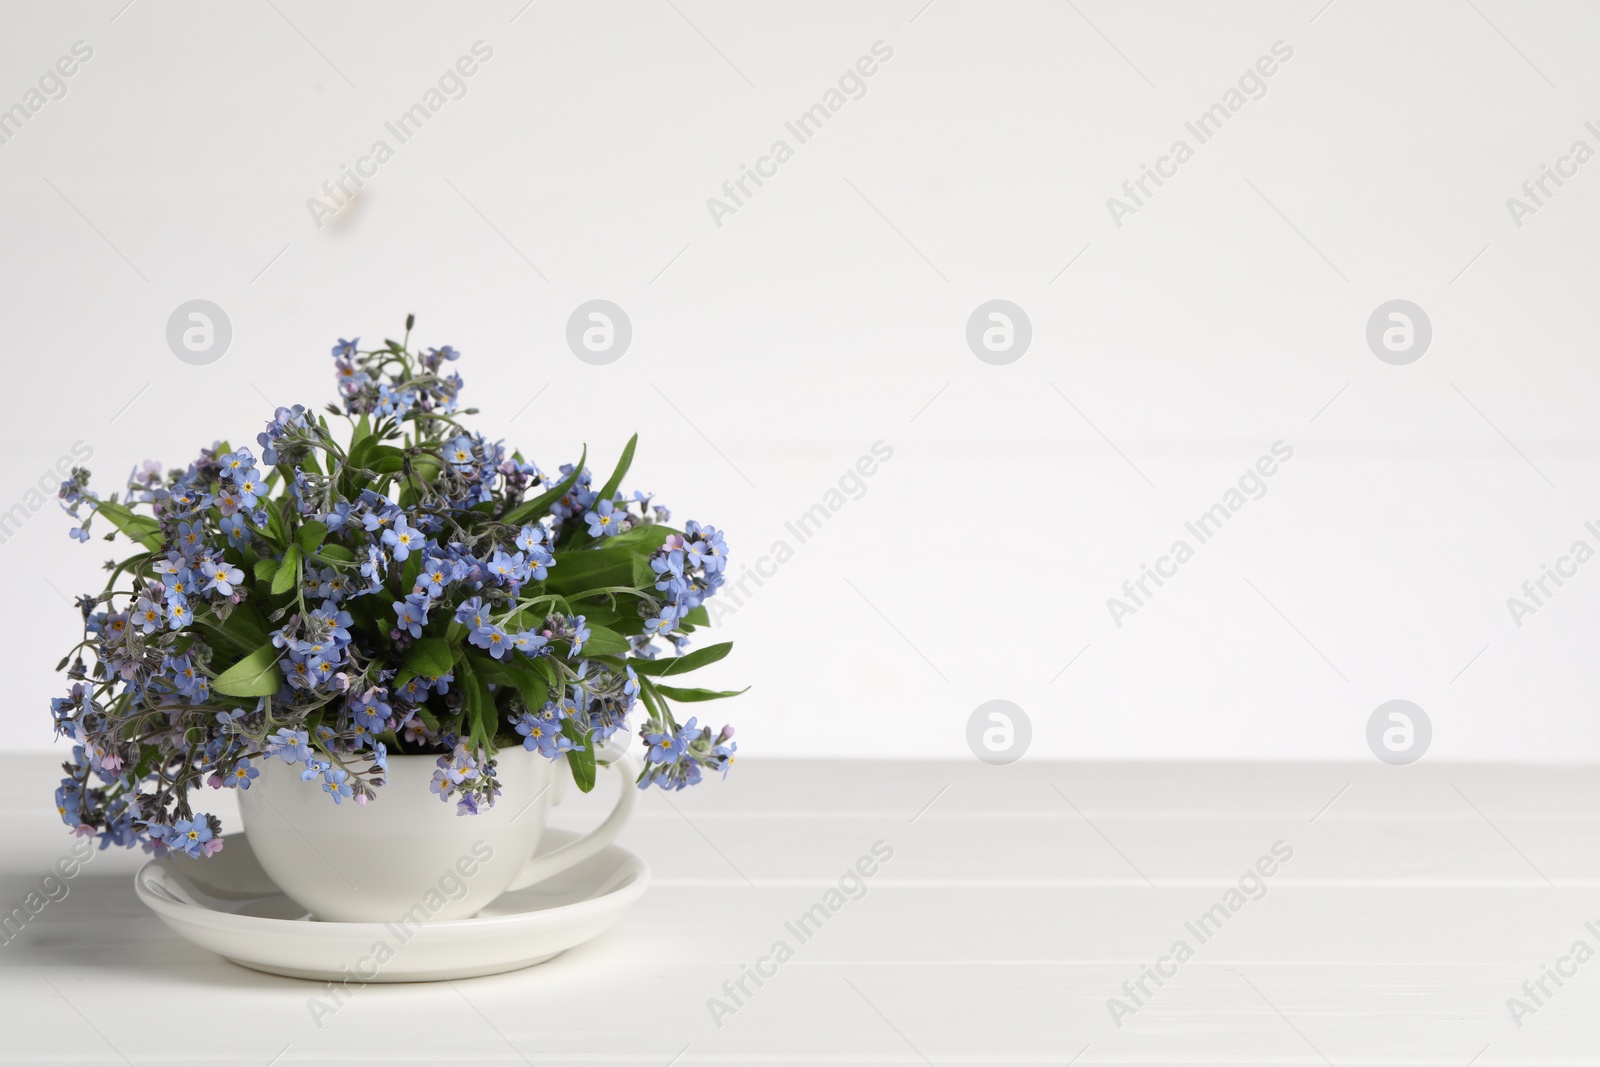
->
596;433;638;502
405;637;455;678
347;433;376;471
459;656;496;750
263;498;290;547
579;623;629;657
369;445;407;475
501;446;586;527
543;544;638;597
678;605;709;630
271;545;301;596
253;558;280;584
244;508;283;550
317;543;354;563
95;501;164;551
296;520;329;554
488;657;553;711
653;684;748;702
563;721;596;793
212;641;284;698
633;641;732;677
400;547;424;595
218;601;269;646
605;523;679;551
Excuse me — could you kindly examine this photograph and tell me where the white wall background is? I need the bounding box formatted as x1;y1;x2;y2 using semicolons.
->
3;0;1598;762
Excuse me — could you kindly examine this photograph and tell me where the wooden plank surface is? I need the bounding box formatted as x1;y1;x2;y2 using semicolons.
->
2;755;1597;1064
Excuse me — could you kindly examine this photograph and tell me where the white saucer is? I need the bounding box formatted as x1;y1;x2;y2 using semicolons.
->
135;829;650;982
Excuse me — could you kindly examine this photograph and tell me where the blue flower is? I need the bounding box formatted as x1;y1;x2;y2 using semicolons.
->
510;631;547;656
468;623;511;659
429;757;458;798
524;545;554;581
332;338;359;359
131;597;162;635
436;742;480;787
55;782;83;826
360;544;389;589
422;345;460;371
321;502;353;531
350;687;392;731
283;653;317;690
514;524;546;553
233;469;266;509
454;596;490;631
164;567;199;603
166;654;203;696
445;436;476;469
486;548;529;587
642;607;679;638
514;710;573;758
218;514;249;547
167;600;194;629
218;448;256;479
568;615;591;657
644;725;684;764
335;357;368;396
308;655;340;688
584;498;622;537
223;759;259;789
257;404;308;466
651;550;688;599
266;728;311;765
383;516;423;561
361;499;400;533
175;522;204;557
170;816;214;858
392;594;429;638
321;766;352;804
374;383;414;418
308;604;354;647
693;524;729;573
69;527;89;543
312;567;350;602
415;555;458;597
200;559;243;597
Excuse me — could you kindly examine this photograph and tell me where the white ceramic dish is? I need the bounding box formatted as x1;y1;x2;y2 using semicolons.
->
135;829;650;982
237;748;640;923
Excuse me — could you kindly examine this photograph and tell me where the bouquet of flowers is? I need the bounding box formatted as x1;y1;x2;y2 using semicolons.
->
51;317;741;858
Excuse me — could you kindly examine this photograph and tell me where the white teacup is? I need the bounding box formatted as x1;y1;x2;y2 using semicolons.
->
237;746;638;923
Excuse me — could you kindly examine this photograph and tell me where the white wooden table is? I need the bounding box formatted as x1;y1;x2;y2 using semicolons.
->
2;754;1596;1065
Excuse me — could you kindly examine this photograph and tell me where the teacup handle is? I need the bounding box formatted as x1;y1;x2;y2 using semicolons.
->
505;753;639;891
